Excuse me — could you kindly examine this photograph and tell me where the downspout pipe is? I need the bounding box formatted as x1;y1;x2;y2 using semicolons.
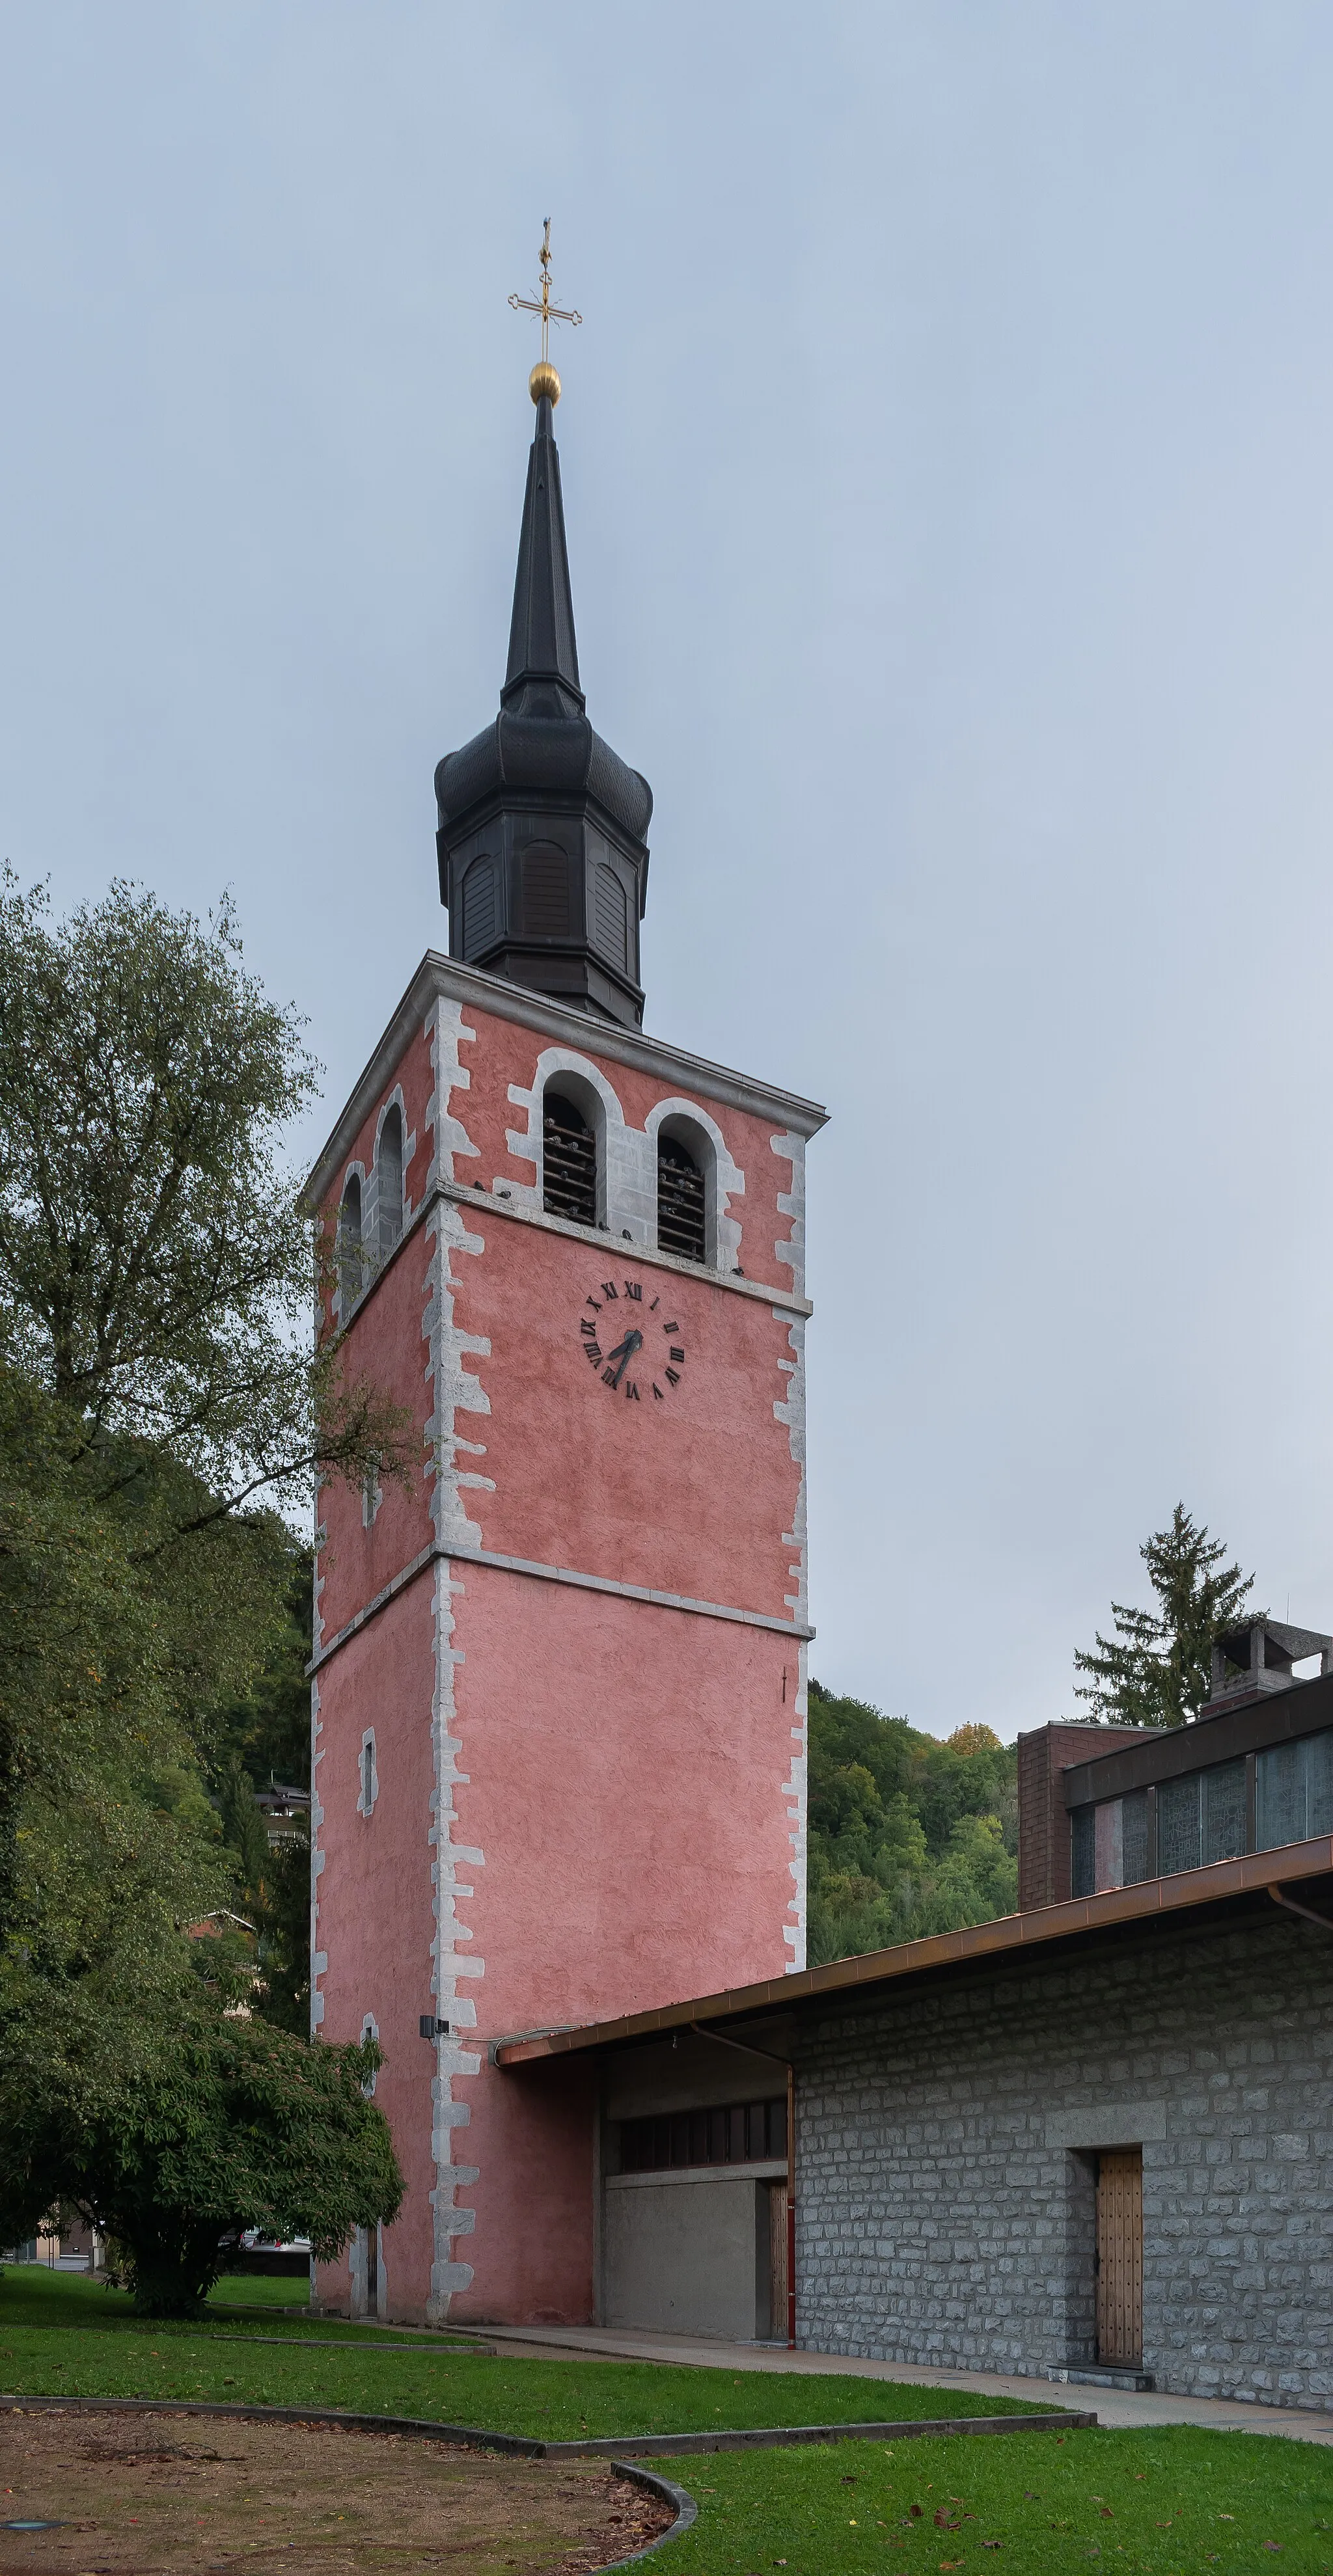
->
687;2023;796;2349
1268;1883;1333;1932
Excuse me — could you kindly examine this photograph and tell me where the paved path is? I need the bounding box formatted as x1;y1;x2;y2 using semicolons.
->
481;2321;1333;2447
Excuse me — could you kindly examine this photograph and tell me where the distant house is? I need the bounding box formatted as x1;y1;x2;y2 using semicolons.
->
254;1784;310;1849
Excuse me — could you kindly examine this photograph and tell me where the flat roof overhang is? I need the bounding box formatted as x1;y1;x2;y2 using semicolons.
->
492;1835;1333;2068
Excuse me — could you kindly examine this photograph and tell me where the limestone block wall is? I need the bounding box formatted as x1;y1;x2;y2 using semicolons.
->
794;1908;1333;2407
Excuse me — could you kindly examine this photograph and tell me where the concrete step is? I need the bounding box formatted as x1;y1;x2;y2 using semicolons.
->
1051;2366;1155;2393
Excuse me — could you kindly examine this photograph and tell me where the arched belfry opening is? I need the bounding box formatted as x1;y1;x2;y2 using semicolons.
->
657;1132;707;1264
434;373;652;1029
337;1175;363;1313
378;1105;404;1255
542;1089;598;1228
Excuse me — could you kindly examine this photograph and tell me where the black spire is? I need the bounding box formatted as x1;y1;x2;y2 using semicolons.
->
435;381;652;1030
502;396;583;717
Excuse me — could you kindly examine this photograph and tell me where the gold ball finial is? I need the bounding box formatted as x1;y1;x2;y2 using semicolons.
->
529;359;561;407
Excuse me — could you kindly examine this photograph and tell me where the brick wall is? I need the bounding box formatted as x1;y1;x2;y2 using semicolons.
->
794;1906;1333;2406
1017;1722;1149;1910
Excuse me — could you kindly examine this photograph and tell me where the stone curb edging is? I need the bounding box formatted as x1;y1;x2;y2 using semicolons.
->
0;2396;695;2567
0;2388;1093;2461
557;2409;1097;2458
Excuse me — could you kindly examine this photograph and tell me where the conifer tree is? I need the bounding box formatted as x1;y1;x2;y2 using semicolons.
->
1073;1503;1253;1729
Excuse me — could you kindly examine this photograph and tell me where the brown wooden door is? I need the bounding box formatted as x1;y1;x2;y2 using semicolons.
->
1095;2149;1142;2366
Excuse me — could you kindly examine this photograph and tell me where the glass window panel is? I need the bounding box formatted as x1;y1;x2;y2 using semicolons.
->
1203;1758;1247;1863
1121;1790;1150;1885
621;2096;791;2175
1257;1740;1307;1851
1158;1773;1202;1876
1308;1732;1333;1839
1094;1798;1123;1891
1071;1805;1095;1899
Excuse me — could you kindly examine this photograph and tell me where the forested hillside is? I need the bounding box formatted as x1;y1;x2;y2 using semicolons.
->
807;1681;1018;1966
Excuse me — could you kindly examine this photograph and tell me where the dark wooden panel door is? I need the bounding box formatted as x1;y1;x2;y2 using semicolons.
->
1095;2149;1143;2366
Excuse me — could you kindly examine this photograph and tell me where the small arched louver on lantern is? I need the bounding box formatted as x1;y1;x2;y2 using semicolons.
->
657;1132;706;1263
378;1105;404;1256
338;1175;364;1312
542;1090;598;1227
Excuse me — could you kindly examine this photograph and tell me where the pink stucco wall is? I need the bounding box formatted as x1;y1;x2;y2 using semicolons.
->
312;969;810;2324
450;1216;801;1614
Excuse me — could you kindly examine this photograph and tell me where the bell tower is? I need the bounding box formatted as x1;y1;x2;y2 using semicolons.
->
309;245;825;2326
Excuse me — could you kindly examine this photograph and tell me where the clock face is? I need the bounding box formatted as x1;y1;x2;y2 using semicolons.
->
577;1275;686;1405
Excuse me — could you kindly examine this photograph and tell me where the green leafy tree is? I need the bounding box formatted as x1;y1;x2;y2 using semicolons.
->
0;871;407;1947
0;1998;401;2317
210;1554;314;2033
1073;1503;1254;1729
806;1687;1018;1966
0;875;410;2289
0;871;404;1519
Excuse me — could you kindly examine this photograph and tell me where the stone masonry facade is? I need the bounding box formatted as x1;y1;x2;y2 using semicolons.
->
794;1907;1333;2407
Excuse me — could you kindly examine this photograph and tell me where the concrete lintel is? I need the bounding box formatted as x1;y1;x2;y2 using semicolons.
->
1046;2103;1168;2149
605;2162;787;2191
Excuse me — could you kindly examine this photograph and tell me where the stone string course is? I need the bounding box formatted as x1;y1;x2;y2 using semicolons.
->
794;1910;1333;2407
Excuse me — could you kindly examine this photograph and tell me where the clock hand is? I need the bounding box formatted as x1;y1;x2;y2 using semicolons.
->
605;1327;643;1387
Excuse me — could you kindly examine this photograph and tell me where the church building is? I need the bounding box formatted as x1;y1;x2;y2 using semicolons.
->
305;346;827;2327
306;317;1333;2410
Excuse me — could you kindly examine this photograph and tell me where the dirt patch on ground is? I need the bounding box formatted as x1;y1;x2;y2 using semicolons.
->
0;2408;674;2575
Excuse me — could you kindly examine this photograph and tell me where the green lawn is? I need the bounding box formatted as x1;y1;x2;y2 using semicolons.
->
2;2270;1329;2569
661;2425;1333;2575
0;2268;1042;2438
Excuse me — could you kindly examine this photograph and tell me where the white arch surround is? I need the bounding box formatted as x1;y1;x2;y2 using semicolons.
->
506;1048;630;1238
644;1096;744;1273
506;1054;747;1262
334;1161;368;1325
370;1083;416;1256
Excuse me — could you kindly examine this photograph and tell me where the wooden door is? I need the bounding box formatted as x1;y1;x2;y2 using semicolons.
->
1095;2149;1142;2366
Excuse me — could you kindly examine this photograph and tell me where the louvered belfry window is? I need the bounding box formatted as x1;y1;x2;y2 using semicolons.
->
657;1133;706;1262
542;1091;597;1227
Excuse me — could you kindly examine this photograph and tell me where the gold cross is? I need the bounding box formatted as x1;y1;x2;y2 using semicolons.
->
509;218;583;364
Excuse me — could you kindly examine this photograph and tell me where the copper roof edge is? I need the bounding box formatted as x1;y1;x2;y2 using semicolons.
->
491;1837;1333;2065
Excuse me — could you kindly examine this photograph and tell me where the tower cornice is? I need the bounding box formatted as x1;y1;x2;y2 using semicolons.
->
304;951;828;1207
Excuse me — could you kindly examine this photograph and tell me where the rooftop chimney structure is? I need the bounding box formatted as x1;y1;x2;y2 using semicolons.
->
1204;1616;1333;1716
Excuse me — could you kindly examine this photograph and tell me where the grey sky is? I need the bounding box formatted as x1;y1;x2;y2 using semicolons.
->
2;4;1331;1742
